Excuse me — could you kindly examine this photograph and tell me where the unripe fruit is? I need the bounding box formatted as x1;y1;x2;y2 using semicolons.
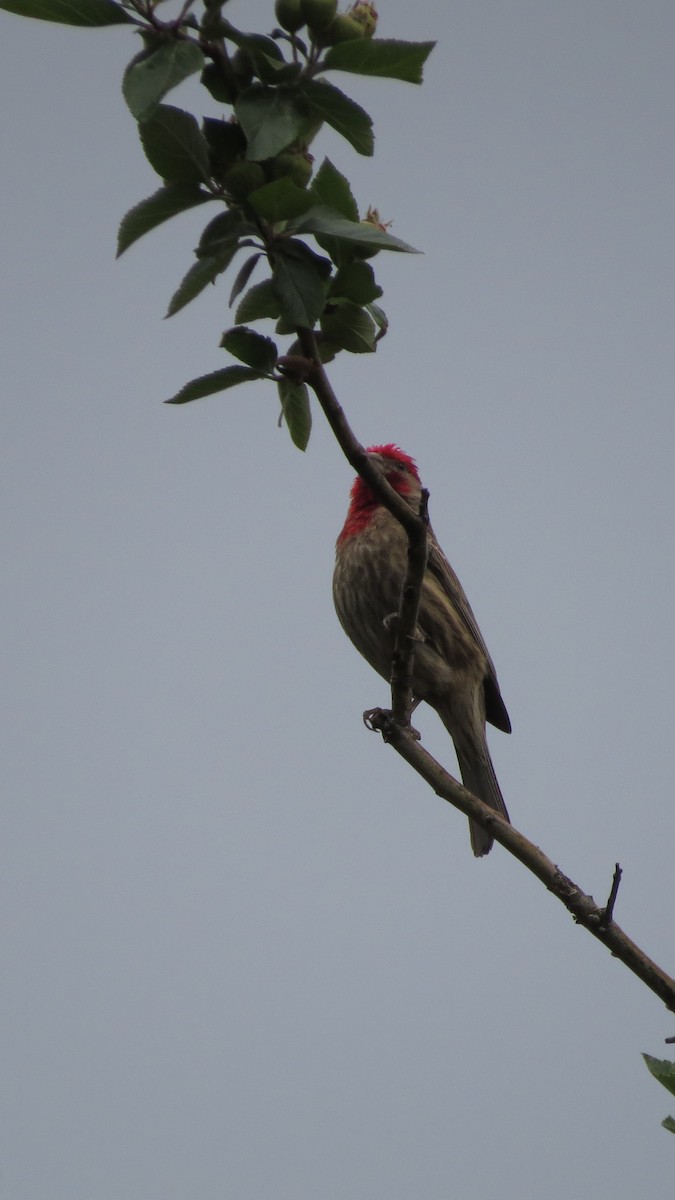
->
324;12;365;43
275;0;305;32
269;150;314;188
224;161;266;201
300;0;337;34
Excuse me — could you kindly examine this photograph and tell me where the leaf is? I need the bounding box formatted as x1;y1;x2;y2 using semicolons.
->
367;300;388;339
271;240;331;328
291;205;420;253
0;0;134;24
235;87;307;160
329;261;382;304
310;158;359;220
643;1055;675;1099
229;253;263;306
247;177;314;223
139;104;211;185
220;326;278;372
322;38;436;84
300;80;373;156
278;378;311;451
123;40;205;121
197;209;256;258
116;184;211;257
165;366;264;405
662;1116;675;1135
235;279;281;324
165;247;239;317
320;301;376;353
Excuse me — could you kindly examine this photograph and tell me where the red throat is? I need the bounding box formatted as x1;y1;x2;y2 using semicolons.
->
337;444;420;543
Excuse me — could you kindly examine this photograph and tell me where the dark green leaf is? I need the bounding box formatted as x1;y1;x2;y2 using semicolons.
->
166;366;263;404
165;247;239;317
117;184;211;257
229;253;263;306
139;104;211;184
329;261;382;304
278;378;311;450
0;0;134;24
322;38;435;84
235;279;281;324
248;177;314;223
310;158;358;220
123;40;205;121
662;1116;675;1134
197;209;256;257
272;240;331;328
202;116;247;178
320;301;376;353
300;79;373;156
235;87;306;160
291;205;420;253
220;326;278;372
644;1055;675;1099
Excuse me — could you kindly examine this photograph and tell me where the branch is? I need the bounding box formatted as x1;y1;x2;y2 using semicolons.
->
292;331;675;1016
368;713;675;1014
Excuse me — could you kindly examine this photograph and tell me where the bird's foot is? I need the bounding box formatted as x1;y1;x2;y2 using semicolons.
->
363;707;421;741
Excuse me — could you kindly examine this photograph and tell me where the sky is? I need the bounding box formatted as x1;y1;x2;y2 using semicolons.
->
2;1;675;1197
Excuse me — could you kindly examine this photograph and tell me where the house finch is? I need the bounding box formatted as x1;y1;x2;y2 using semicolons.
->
333;444;511;856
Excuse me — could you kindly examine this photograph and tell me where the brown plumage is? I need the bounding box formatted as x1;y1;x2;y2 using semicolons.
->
333;444;511;856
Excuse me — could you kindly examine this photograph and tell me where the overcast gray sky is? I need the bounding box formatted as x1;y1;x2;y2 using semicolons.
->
2;2;675;1197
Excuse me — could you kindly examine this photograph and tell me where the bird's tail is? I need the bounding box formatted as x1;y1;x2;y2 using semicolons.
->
438;711;510;856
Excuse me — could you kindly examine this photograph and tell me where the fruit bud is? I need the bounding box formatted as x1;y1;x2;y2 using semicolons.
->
275;0;305;33
224;161;266;202
268;149;314;188
300;0;338;34
324;12;366;43
348;1;377;37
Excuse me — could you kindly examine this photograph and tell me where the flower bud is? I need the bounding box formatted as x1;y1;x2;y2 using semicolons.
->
300;0;338;34
275;0;305;33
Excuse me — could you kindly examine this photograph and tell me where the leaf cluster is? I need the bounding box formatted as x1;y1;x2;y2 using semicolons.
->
0;0;434;447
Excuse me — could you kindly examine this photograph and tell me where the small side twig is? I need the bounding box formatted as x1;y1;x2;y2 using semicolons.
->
599;863;623;930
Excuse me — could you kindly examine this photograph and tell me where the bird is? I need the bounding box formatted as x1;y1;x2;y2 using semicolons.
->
332;443;511;855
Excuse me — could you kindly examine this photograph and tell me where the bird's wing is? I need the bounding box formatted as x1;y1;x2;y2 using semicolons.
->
426;526;511;733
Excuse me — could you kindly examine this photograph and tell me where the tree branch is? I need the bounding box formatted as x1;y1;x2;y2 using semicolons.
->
292;330;675;1016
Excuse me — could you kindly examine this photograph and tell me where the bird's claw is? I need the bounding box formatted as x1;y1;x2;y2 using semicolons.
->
362;707;422;742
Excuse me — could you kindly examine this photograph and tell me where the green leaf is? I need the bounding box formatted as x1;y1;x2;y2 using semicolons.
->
322;38;435;84
139;104;211;185
116;184;211;257
229;252;263;306
300;80;373;156
235;279;281;324
247;177;314;223
320;301;376;353
0;0;134;24
291;205;420;253
278;378;311;450
165;247;239;317
367;300;388;339
644;1055;675;1099
235;87;307;160
220;326;278;372
197;209;256;258
271;240;331;328
329;261;382;304
310;158;359;220
123;40;205;121
662;1116;675;1135
166;366;264;405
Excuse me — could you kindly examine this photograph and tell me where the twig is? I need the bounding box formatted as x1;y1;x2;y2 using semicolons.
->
600;863;623;929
